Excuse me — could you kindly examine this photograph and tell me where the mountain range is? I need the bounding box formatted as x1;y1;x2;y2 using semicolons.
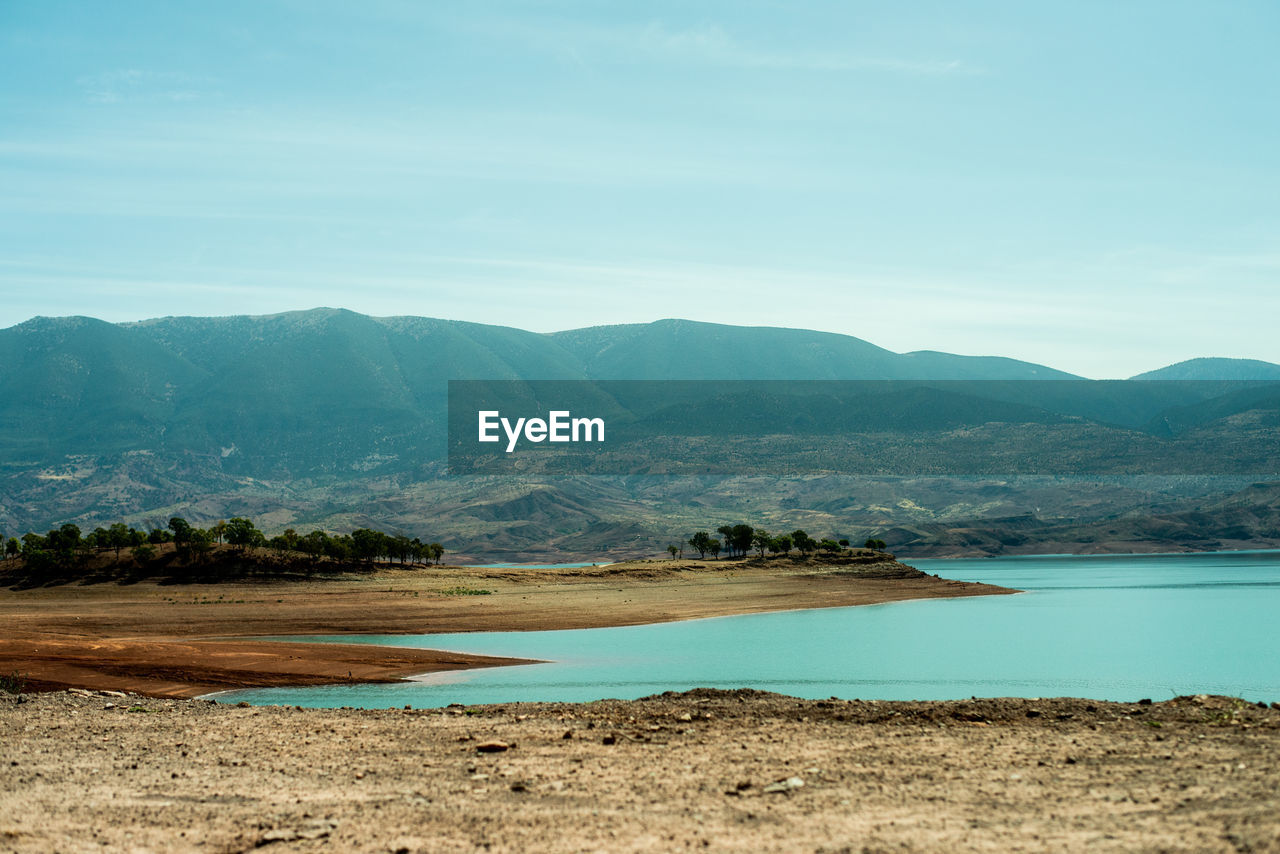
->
2;308;1279;560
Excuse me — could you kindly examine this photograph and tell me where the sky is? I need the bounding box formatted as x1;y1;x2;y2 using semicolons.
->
1;1;1278;378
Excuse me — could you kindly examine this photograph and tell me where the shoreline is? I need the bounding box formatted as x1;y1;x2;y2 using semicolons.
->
0;552;1016;698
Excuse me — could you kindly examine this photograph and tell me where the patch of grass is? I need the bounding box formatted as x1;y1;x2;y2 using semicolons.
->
1;671;28;694
438;587;493;596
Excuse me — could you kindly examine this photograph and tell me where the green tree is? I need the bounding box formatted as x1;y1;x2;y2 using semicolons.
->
186;528;214;562
225;517;262;552
729;524;754;558
791;529;816;556
667;544;679;560
864;538;887;551
169;517;193;544
751;530;771;558
708;539;721;560
687;531;714;559
107;522;131;558
717;525;735;557
427;542;445;565
5;538;18;561
351;528;387;564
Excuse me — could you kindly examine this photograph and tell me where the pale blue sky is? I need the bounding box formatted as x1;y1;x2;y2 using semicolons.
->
2;1;1278;377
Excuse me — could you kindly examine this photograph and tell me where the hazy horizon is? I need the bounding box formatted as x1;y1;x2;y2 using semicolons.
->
3;1;1278;378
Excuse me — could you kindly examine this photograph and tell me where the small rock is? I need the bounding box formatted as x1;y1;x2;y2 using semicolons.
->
762;777;804;794
1025;709;1041;718
475;741;509;753
562;730;573;740
258;828;301;844
1138;698;1153;705
602;734;617;745
510;781;529;793
677;713;693;722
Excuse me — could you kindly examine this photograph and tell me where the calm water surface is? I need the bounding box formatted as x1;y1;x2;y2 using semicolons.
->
219;551;1280;707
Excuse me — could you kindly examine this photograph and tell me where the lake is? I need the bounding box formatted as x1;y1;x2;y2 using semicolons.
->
217;550;1280;708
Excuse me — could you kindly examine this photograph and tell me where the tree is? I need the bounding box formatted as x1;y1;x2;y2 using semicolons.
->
108;522;131;558
351;528;387;564
864;538;887;551
791;529;816;556
186;528;213;562
225;517;262;552
716;525;733;555
768;534;792;555
428;542;445;565
708;539;721;560
729;524;754;558
169;517;192;544
751;530;771;558
687;531;714;559
818;538;842;552
300;530;330;563
667;544;679;560
4;538;18;561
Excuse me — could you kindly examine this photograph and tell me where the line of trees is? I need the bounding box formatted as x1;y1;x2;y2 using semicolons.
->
674;523;886;560
1;516;446;577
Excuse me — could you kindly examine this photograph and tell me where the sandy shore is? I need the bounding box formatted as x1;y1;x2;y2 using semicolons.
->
2;689;1277;852
0;553;1012;697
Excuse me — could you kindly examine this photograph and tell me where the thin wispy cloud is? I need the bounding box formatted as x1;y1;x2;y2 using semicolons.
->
633;22;976;75
77;69;218;104
463;14;977;77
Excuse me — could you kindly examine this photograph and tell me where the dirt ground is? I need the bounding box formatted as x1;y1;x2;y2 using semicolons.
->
2;689;1277;853
0;554;1011;697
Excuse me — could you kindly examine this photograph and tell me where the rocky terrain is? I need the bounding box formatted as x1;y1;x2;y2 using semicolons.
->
2;689;1278;852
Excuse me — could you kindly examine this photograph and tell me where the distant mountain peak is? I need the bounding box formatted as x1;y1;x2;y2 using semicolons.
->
1130;358;1280;381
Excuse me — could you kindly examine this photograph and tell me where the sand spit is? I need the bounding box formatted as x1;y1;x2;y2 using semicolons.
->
2;689;1277;853
0;553;1013;697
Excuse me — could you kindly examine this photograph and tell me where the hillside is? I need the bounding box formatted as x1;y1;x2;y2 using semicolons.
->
2;309;1279;559
1130;357;1280;381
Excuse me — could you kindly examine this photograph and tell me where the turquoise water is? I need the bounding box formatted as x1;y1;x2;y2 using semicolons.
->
218;551;1280;707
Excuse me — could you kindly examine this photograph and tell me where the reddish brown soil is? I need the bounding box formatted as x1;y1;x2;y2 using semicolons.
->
0;554;1010;697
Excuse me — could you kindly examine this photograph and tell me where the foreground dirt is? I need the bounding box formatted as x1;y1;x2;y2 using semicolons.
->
0;553;1012;697
2;689;1277;853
